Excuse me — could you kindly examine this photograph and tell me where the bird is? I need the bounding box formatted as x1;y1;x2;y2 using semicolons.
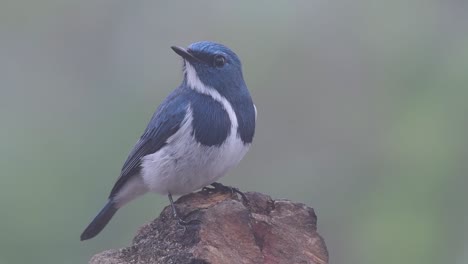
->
80;41;256;241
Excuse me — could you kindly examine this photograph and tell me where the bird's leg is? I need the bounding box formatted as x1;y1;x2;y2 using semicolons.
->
167;193;197;226
204;182;249;204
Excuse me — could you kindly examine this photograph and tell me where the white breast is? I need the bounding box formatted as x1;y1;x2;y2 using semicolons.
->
141;106;249;195
140;62;250;195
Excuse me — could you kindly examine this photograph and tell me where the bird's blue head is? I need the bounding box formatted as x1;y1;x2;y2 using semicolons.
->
171;41;246;96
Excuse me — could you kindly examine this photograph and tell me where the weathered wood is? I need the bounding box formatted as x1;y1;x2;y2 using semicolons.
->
89;189;328;264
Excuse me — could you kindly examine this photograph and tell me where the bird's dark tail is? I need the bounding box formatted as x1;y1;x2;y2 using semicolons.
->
80;200;118;241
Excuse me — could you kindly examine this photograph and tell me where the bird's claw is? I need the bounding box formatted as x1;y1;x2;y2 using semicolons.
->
202;186;215;192
174;215;201;234
176;217;201;226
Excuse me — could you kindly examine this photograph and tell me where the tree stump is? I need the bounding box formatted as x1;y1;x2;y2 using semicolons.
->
89;189;329;264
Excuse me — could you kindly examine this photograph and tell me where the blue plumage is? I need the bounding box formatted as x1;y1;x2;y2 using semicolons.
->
81;41;256;241
225;90;256;144
184;41;256;144
80;199;117;241
189;90;231;146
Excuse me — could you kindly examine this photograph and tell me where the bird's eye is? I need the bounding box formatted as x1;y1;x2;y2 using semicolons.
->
213;55;226;68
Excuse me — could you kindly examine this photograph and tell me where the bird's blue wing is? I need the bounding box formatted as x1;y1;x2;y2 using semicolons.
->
109;89;189;198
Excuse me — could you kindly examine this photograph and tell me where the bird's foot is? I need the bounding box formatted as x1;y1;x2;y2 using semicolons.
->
168;193;201;228
203;182;249;205
173;209;202;233
176;217;201;226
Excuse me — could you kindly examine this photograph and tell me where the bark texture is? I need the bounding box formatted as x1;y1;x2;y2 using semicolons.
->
89;188;328;264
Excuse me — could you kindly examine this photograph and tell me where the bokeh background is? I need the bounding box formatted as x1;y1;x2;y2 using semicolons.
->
1;1;467;263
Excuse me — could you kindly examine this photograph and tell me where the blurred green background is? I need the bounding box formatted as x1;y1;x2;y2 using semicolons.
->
1;1;467;263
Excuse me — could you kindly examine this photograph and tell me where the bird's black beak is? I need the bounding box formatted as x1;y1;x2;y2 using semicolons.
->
171;46;202;63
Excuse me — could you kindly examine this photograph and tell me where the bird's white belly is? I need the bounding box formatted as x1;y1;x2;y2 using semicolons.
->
141;125;249;195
